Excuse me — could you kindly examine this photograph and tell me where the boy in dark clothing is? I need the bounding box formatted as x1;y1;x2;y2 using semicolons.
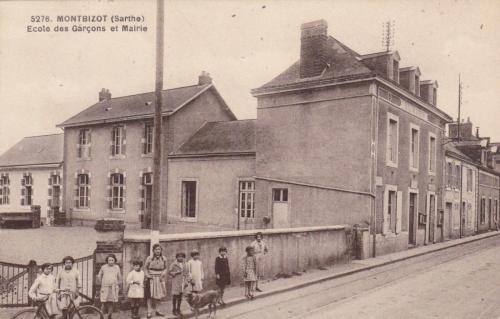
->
214;247;230;305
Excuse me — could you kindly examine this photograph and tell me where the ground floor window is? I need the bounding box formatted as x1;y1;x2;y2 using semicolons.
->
21;174;33;206
181;180;197;218
0;174;9;205
480;198;486;224
76;174;90;209
239;181;255;218
110;173;124;210
388;190;397;233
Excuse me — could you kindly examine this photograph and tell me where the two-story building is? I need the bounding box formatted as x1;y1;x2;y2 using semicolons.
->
0;134;64;226
57;73;237;225
443;143;477;239
448;119;500;233
251;19;452;255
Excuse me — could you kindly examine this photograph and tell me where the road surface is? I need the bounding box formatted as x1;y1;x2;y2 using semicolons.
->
216;235;500;319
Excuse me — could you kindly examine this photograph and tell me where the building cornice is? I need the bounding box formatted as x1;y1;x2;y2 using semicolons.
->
252;74;452;123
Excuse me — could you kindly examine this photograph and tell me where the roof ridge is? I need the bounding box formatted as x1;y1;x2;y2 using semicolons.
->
208;119;256;124
24;133;63;138
98;83;208;103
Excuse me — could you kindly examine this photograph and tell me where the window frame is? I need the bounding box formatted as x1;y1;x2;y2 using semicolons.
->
409;124;420;172
77;128;91;159
386;113;399;168
428;132;437;175
110;173;124;210
111;125;125;157
238;180;255;219
180;179;198;221
143;123;154;155
0;174;9;205
76;173;90;209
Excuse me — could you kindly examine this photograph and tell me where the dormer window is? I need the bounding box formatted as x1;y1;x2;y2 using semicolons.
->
415;75;420;96
392;59;399;83
432;87;437;105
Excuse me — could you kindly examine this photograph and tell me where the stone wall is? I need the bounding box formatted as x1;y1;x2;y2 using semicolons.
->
122;226;349;297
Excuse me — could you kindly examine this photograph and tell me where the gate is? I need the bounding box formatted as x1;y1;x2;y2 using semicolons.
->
0;255;94;308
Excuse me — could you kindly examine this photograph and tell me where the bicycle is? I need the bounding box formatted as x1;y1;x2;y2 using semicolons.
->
11;290;103;319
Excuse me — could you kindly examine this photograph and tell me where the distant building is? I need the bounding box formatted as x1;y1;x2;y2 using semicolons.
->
443;143;477;239
0;134;64;225
57;73;237;225
448;119;500;233
251;19;452;255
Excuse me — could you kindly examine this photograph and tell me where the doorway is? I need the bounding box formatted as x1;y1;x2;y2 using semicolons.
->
408;193;417;245
272;188;289;228
446;202;453;238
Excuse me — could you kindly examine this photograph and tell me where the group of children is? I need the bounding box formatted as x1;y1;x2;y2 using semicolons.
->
27;256;83;319
29;233;268;319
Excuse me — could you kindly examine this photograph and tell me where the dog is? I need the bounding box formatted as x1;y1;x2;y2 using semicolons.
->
185;289;221;319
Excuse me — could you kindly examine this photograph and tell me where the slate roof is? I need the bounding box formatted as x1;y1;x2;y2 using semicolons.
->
255;36;373;91
445;143;475;164
0;134;64;168
58;84;233;127
172;120;256;156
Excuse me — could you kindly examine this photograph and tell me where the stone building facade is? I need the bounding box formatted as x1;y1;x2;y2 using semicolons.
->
0;134;64;225
57;74;237;225
251;19;452;255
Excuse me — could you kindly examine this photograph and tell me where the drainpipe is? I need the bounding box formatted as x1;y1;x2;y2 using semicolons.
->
459;163;463;238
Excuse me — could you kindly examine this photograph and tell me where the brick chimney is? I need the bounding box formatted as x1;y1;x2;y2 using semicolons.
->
99;88;111;102
198;71;212;85
420;80;438;106
448;117;473;140
300;19;329;78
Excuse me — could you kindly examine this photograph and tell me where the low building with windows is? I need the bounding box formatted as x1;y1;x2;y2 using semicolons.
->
168;119;256;230
443;143;477;239
251;19;452;255
0;134;64;226
57;73;237;225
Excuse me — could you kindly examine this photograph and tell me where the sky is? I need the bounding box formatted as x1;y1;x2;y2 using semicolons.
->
0;0;499;154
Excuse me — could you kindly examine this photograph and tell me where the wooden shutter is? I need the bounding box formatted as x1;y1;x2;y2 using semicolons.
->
75;187;79;208
108;176;113;209
110;129;115;156
382;189;389;235
396;191;402;234
122;126;126;155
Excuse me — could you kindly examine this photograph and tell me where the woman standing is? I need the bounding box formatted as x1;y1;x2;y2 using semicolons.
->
144;244;168;318
250;232;268;292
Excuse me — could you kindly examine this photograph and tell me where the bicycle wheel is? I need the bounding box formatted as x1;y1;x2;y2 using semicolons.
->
70;305;104;319
11;308;42;319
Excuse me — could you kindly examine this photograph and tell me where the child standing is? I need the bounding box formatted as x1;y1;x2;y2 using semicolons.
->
98;254;122;319
56;256;82;318
242;246;257;299
169;252;187;316
28;263;60;318
214;247;230;305
126;259;145;319
187;250;204;293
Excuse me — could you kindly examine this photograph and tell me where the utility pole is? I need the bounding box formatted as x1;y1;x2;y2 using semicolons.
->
151;0;164;244
457;74;462;142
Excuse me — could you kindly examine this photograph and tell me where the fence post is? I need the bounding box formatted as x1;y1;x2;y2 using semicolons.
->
27;260;38;305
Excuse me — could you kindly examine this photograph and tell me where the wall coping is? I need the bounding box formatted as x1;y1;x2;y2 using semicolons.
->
123;225;348;243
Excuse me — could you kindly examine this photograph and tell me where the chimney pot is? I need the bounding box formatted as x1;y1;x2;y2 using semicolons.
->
99;88;111;102
198;71;212;85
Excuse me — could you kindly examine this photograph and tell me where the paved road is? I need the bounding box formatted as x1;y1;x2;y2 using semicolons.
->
215;235;500;319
